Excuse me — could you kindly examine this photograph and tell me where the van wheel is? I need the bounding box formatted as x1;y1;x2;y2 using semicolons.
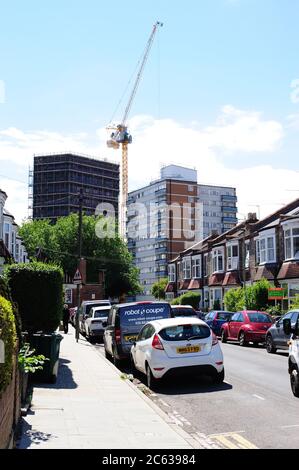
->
290;369;299;397
266;335;276;354
239;332;248;347
146;364;158;391
113;348;121;369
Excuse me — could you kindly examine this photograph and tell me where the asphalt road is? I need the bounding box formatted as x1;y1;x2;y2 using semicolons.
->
94;340;299;449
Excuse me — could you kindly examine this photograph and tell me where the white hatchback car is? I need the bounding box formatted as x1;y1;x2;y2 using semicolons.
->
84;305;111;342
131;317;224;389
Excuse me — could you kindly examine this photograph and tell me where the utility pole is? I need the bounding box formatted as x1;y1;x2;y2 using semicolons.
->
75;189;83;343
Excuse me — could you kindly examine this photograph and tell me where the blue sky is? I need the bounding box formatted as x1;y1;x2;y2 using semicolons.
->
0;0;299;221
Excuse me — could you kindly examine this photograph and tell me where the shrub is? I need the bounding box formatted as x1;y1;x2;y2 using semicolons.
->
0;296;17;393
151;278;168;300
291;295;299;309
224;288;245;312
0;276;22;342
5;262;64;334
171;292;201;309
250;278;271;310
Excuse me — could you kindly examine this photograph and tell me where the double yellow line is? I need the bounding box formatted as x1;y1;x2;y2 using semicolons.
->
208;432;258;449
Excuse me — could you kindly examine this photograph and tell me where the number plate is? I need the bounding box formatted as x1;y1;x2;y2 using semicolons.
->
176;345;201;354
124;335;138;343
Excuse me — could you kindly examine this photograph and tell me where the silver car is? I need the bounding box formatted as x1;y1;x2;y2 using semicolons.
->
266;310;299;353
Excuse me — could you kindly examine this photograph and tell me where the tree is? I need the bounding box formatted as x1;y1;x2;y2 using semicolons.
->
291;295;299;309
19;214;141;298
224;288;245;312
151;278;168;300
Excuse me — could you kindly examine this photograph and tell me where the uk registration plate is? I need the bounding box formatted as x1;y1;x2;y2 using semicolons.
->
176;346;201;354
124;335;138;343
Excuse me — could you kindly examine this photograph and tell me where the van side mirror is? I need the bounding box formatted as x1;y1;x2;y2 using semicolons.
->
283;318;292;336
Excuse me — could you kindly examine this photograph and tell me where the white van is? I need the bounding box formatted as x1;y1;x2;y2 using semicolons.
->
283;311;299;397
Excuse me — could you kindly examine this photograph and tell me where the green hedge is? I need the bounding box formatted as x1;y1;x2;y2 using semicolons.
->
0;296;17;394
5;262;64;334
0;276;22;342
171;292;201;310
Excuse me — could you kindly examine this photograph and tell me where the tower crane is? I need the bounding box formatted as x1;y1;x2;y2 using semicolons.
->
107;21;163;238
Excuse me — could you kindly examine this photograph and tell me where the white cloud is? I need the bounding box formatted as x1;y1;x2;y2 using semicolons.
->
290;79;299;104
0;105;295;225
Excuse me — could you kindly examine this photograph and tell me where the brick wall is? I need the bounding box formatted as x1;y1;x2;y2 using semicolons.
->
0;348;21;449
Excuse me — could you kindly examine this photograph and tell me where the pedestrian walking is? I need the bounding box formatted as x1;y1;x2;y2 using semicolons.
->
62;304;70;334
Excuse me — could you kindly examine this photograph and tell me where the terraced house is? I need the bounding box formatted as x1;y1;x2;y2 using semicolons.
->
0;188;28;272
166;198;299;310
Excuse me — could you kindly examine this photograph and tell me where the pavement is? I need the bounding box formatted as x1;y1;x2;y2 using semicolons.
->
17;328;195;449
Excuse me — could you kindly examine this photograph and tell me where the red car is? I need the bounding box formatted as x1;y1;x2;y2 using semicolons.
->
220;311;273;346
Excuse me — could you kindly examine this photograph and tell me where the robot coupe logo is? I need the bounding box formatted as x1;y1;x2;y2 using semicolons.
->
0;81;5;104
0;339;4;364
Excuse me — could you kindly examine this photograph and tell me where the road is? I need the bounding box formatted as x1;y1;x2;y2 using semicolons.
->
94;340;299;449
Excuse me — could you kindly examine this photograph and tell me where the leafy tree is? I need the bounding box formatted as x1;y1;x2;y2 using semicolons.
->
247;278;271;310
151;278;168;300
224;288;245;312
19;214;141;298
291;295;299;309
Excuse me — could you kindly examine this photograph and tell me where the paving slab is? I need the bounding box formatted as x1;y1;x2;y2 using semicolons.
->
18;329;194;449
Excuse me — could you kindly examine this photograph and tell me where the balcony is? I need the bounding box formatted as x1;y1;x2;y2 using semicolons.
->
222;216;238;223
221;195;237;203
221;206;237;212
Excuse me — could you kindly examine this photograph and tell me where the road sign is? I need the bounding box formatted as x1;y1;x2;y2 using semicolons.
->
73;269;82;285
268;288;286;300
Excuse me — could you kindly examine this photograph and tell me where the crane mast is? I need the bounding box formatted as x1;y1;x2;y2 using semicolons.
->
107;21;163;238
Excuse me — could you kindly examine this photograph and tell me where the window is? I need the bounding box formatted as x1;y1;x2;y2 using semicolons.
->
182;258;191;279
159;324;210;342
212;249;224;272
226;244;239;270
192;257;201;278
284;227;299;260
245;242;250;268
256;235;276;264
203;254;208;277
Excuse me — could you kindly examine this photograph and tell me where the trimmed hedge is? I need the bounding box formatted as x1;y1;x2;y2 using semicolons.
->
5;262;64;334
0;276;22;342
0;296;17;394
171;292;201;310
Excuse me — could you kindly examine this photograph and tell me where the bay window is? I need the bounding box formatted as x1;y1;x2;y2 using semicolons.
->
212;248;224;273
168;264;176;283
284;227;299;260
182;258;191;279
226;244;239;270
192;256;201;279
255;232;276;264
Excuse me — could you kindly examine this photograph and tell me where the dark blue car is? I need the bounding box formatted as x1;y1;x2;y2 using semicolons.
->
205;310;234;336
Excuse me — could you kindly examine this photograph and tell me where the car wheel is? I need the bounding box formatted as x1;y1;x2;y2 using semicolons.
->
266;335;276;354
113;348;121;369
239;331;248;347
213;368;225;384
290;368;299;398
221;329;227;343
146;364;158;391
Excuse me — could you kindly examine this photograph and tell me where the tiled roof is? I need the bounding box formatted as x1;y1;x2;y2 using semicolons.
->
165;282;175;293
277;261;299;280
223;271;241;286
208;273;225;286
254;264;278;281
188;279;202;290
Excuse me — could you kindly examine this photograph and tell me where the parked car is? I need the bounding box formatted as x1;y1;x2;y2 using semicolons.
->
221;311;273;346
171;305;199;318
131;317;224;390
205;310;234;336
266;310;299;353
79;300;111;334
103;301;172;367
84;305;111;342
283;313;299;397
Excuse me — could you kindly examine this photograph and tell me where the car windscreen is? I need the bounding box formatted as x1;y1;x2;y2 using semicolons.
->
94;310;110;318
217;312;233;321
172;308;197;317
119;303;171;329
248;313;272;323
159;324;211;342
85;303;110;316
